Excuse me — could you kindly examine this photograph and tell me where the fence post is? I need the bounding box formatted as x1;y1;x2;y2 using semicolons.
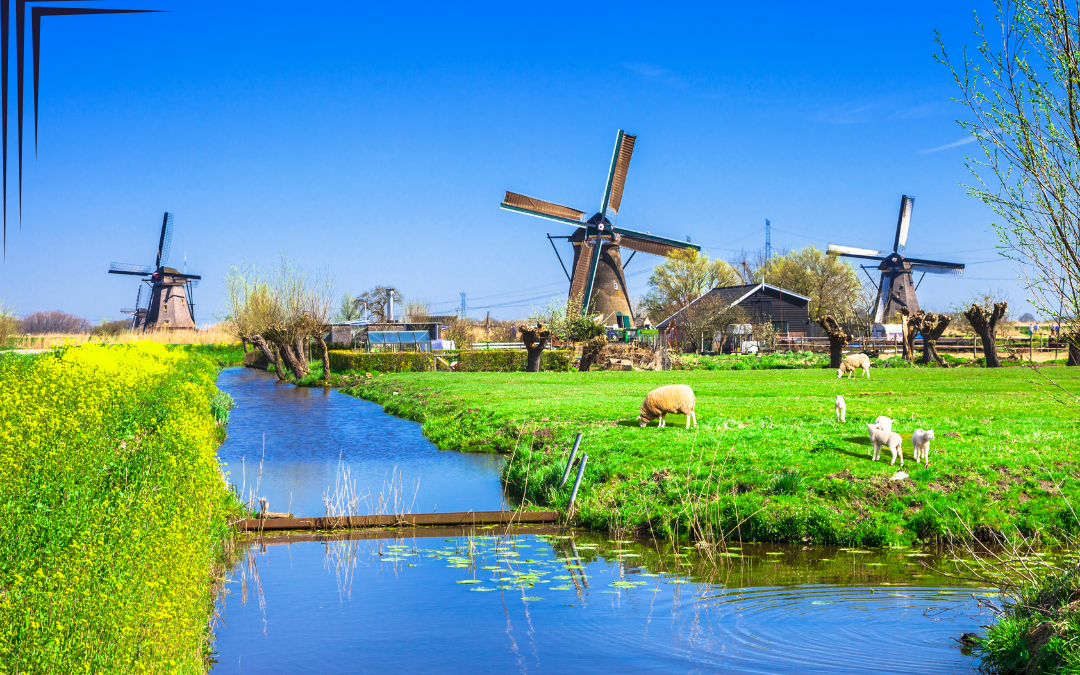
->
559;434;582;488
568;454;588;512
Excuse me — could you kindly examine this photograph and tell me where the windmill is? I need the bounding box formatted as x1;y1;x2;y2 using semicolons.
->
827;195;965;323
108;212;201;330
500;130;699;326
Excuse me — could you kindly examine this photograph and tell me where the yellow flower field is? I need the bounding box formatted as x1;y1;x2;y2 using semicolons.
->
0;342;241;674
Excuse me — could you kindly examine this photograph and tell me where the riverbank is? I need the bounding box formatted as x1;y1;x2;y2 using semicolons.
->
342;368;1080;546
0;342;244;673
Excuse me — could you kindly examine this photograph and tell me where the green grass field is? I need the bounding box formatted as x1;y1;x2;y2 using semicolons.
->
344;365;1080;546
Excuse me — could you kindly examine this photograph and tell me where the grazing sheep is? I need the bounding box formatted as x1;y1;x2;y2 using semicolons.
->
873;416;893;433
912;429;935;467
835;395;846;422
867;423;903;466
639;384;697;429
837;353;872;379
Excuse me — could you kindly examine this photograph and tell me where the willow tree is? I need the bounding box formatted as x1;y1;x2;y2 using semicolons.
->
223;256;335;380
938;2;1080;365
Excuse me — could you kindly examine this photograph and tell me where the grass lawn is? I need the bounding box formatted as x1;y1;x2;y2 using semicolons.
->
343;365;1080;546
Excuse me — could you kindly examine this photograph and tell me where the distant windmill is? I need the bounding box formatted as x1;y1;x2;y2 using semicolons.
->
108;212;201;330
828;195;965;323
500;130;699;325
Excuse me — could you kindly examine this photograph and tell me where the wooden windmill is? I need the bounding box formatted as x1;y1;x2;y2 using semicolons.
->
828;195;965;323
501;130;699;325
108;212;201;330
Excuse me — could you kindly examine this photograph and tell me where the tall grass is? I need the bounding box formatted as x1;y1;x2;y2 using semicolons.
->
0;342;243;673
7;325;236;350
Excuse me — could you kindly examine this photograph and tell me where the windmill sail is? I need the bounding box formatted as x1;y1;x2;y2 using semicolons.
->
827;244;881;259
501;192;585;225
601;131;636;218
909;262;965;276
109;262;153;275
155;212;173;268
567;241;594;308
893;196;914;252
618;234;693;257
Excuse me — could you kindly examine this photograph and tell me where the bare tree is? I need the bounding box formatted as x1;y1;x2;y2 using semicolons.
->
965;301;1009;367
938;3;1080;364
518;323;551;372
350;286;398;323
0;302;17;346
918;311;953;366
20;311;90;334
816;315;852;368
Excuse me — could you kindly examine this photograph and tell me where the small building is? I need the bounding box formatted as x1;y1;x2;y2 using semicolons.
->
656;282;812;337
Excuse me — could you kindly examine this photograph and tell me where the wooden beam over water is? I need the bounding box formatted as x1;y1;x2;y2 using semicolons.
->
237;510;560;532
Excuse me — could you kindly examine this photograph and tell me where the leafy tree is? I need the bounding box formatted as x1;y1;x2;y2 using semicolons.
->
335;293;362;322
643;250;740;322
937;3;1080;364
1018;312;1036;323
757;246;861;320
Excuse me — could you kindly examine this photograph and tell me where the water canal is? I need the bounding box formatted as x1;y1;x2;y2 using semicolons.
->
211;367;988;673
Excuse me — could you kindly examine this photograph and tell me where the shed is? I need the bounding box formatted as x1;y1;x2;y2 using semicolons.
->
655;282;812;336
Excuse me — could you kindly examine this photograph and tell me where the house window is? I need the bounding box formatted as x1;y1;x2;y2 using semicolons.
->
772;321;789;333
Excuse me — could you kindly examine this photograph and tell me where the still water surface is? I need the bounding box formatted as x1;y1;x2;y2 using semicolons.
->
212;367;986;673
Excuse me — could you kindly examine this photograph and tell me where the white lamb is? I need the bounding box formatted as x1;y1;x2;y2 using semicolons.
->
873;416;893;433
837;353;871;379
639;384;697;429
835;395;846;422
912;429;935;467
867;423;903;466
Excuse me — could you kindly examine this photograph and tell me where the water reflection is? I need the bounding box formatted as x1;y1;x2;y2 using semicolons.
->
215;367;506;517
214;528;989;674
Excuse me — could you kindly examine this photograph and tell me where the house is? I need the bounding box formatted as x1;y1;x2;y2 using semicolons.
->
655;282;812;337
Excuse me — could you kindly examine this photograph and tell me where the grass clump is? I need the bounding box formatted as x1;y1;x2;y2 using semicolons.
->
0;342;242;673
343;367;1080;546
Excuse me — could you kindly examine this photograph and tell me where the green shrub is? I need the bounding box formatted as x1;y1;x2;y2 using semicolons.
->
771;469;806;495
328;351;434;373
455;349;573;372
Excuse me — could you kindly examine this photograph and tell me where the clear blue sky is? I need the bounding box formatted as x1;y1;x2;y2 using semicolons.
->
0;0;1037;324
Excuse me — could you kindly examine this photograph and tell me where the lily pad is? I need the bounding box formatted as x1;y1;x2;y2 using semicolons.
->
456;580;482;585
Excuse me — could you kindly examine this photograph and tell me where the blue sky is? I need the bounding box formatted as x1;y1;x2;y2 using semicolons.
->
0;0;1035;324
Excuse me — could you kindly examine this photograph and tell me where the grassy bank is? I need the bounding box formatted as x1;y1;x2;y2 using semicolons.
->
342;367;1080;546
0;342;243;674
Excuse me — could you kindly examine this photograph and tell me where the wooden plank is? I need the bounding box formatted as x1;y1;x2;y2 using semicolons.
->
247;524;562;546
237;510;559;532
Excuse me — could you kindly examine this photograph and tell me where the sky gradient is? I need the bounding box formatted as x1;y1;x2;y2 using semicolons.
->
0;1;1035;324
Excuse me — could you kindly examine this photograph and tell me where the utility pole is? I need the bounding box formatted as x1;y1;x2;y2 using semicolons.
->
460;292;467;318
765;219;772;260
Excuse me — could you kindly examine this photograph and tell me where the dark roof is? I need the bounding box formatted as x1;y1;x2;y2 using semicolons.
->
656;282;810;329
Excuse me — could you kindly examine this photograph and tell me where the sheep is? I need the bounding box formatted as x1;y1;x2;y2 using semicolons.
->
639;384;697;429
912;429;935;467
835;395;846;422
873;416;893;433
867;423;903;466
837;353;871;379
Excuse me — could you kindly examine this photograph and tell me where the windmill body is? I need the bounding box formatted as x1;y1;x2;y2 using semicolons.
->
501;130;699;326
828;196;965;323
108;213;201;330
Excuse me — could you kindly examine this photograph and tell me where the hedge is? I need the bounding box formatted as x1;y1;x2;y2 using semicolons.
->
325;349;574;373
455;349;573;372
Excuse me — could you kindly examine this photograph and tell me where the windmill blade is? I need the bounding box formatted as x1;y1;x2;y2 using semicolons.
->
908;261;965;276
893;195;914;252
567;241;594;307
618;234;691;258
109;262;152;275
501;191;586;226
156;212;174;268
600;130;636;218
612;226;701;253
875;272;889;324
828;244;881;259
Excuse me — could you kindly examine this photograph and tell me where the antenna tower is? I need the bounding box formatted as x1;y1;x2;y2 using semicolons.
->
459;292;467;318
765;219;772;260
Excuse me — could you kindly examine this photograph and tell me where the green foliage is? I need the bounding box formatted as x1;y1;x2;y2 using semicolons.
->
210;390;235;425
567;316;606;342
643;249;741;322
757;246;862;320
328;350;434;373
343;366;1080;547
455;349;573;372
770;469;806;496
682;351;829;370
0;342;242;673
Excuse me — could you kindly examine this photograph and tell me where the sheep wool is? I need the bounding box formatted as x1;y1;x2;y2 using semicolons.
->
639;384;697;429
837;353;872;379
